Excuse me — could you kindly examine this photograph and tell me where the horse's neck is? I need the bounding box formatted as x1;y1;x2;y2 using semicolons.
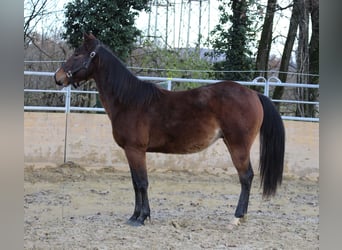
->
92;71;116;114
92;48;159;112
92;53;132;114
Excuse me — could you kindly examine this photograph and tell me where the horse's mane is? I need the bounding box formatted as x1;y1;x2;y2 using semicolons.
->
96;44;163;106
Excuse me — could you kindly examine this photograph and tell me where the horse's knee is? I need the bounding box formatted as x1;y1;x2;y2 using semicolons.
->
130;168;149;189
135;179;148;191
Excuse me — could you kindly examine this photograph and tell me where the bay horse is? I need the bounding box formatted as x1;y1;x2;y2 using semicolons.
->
55;33;285;227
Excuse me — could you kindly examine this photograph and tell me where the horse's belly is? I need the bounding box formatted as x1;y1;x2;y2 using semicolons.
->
173;140;217;154
147;128;222;154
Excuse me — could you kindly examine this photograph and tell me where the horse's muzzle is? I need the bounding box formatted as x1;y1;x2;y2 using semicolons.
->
54;74;62;86
54;68;68;86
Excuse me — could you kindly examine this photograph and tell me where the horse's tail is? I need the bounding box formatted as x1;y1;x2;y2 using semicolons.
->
258;93;285;198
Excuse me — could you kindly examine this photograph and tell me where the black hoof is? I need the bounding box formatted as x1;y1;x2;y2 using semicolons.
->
126;218;144;227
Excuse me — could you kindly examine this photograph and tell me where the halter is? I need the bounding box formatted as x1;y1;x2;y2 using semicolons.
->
63;44;101;88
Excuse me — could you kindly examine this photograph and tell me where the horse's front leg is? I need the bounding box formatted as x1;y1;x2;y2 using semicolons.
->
124;147;150;226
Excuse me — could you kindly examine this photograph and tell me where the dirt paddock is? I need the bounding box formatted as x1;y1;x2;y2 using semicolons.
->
24;162;318;249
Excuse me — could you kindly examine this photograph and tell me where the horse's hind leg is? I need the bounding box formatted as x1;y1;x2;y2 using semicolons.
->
233;161;254;225
224;140;254;225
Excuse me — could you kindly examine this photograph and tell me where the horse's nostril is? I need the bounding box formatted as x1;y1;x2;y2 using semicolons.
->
54;74;65;86
54;74;60;85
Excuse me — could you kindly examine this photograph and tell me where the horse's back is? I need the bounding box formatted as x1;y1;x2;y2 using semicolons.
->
160;80;263;126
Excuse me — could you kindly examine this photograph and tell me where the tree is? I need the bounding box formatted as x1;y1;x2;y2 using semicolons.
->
308;0;319;86
295;0;310;116
272;0;300;109
130;41;214;90
294;0;319;117
307;0;319;117
210;0;255;81
254;0;277;79
272;0;319;118
63;0;150;60
24;0;48;47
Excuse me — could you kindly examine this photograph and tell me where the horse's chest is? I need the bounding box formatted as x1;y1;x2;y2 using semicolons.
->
111;119;149;149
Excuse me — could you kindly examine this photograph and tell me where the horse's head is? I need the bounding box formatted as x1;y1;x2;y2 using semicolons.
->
54;33;100;87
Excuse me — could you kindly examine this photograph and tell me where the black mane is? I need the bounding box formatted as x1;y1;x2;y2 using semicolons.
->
96;44;163;106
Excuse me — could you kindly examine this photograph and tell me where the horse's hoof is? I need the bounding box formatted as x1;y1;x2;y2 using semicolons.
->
227;217;241;231
229;215;247;228
126;218;144;227
230;217;242;226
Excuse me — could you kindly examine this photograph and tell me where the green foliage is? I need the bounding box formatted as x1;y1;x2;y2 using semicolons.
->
210;0;257;81
131;41;214;90
62;0;149;60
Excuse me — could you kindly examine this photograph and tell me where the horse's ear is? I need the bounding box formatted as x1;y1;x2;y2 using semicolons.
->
89;33;96;39
83;32;97;42
83;32;90;41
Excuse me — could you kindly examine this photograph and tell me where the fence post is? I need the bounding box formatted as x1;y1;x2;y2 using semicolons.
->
62;85;71;162
63;85;71;113
267;76;282;98
167;79;172;90
264;80;269;97
252;76;267;96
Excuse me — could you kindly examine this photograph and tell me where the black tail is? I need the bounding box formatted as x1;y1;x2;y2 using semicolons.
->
258;94;285;198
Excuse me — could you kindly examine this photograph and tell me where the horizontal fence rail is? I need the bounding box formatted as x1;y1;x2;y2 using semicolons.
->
24;71;319;122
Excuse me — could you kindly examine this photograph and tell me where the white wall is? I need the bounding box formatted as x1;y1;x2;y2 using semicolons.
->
24;112;319;181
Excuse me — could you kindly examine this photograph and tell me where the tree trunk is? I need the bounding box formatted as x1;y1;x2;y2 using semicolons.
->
254;0;277;79
272;0;300;111
295;0;310;117
307;0;319;117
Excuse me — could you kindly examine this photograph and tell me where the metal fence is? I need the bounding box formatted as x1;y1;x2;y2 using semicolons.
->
24;71;319;122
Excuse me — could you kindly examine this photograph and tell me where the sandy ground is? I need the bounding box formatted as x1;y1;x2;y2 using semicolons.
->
24;162;318;249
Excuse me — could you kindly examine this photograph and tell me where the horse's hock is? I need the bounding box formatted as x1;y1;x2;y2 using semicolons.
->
24;112;318;181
